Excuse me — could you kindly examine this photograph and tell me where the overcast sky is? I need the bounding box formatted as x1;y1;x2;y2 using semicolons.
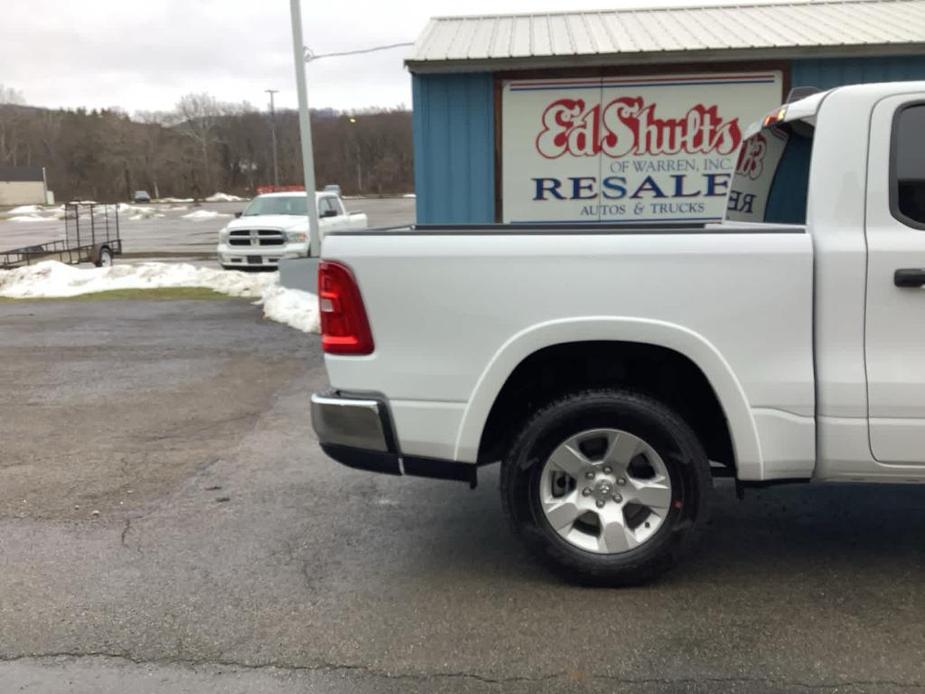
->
2;0;799;115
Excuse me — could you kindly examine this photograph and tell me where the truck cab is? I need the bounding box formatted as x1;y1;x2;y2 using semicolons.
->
726;83;925;480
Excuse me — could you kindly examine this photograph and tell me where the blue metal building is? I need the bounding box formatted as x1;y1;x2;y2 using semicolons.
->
406;0;925;225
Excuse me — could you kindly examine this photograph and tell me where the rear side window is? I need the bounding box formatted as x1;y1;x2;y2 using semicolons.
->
892;104;925;228
726;121;814;225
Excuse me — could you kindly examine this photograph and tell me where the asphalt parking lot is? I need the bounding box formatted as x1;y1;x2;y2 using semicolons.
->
1;298;923;693
0;197;415;264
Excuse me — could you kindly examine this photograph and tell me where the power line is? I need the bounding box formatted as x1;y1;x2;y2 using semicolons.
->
304;42;414;63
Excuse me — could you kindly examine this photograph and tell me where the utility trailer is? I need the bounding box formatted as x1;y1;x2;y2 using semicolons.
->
0;202;121;270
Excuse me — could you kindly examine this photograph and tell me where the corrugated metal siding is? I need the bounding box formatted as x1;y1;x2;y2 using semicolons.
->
792;54;925;88
412;73;494;224
408;0;925;71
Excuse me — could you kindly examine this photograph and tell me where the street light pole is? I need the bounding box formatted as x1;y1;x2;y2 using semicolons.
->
265;89;280;189
289;0;320;258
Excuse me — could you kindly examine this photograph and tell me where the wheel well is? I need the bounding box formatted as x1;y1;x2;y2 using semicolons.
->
477;341;735;471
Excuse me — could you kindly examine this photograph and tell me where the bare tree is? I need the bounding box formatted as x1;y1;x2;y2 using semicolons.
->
0;84;25;105
134;110;173;198
172;93;226;197
0;85;27;165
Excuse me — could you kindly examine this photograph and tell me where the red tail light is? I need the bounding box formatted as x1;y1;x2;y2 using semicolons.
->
318;261;374;355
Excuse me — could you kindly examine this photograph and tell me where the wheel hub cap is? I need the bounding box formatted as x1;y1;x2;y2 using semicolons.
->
539;428;673;555
591;479;614;504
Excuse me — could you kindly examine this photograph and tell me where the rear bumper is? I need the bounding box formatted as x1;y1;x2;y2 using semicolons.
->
310;391;477;485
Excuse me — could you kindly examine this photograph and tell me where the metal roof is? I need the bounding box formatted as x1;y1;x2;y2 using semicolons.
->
406;0;925;72
0;166;44;183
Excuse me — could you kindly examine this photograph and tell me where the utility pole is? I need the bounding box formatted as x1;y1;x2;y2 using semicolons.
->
290;0;320;257
265;89;280;188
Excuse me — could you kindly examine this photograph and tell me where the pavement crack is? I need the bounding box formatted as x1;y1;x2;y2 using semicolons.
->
118;514;147;554
0;653;556;684
0;654;922;690
276;538;316;593
139;412;261;444
587;674;925;690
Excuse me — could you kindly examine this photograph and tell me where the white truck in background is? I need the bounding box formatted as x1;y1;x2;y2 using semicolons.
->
311;82;925;584
217;191;366;270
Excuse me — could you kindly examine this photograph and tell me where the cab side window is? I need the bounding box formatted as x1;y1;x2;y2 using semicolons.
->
318;197;339;218
893;104;925;228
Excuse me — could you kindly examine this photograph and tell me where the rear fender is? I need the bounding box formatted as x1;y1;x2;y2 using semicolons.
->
454;317;764;479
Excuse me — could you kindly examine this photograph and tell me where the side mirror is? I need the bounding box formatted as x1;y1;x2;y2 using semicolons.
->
234;211;242;218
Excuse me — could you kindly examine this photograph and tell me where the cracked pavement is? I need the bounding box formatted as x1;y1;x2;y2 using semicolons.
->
0;298;923;693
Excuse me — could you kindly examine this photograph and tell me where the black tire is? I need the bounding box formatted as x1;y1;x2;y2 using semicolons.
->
94;246;113;268
501;389;712;586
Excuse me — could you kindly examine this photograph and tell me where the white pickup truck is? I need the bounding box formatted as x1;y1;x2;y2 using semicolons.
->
311;82;925;584
217;191;366;269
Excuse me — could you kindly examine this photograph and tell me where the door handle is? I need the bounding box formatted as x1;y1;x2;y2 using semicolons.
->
894;269;925;288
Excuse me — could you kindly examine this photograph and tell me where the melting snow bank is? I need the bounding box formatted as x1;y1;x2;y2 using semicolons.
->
205;192;246;202
8;214;49;223
0;261;319;333
7;204;44;215
0;261;275;299
116;203;164;220
182;209;231;220
260;285;319;333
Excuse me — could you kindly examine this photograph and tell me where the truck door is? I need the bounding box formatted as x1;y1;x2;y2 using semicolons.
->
333;196;350;229
865;94;925;464
318;196;344;232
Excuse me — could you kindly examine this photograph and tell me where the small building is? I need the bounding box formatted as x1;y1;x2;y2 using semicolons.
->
406;0;925;225
0;166;50;206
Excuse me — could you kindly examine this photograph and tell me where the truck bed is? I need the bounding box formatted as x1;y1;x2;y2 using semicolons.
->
321;222;814;481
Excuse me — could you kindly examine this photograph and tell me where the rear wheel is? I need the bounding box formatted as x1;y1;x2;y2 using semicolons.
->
501;389;711;585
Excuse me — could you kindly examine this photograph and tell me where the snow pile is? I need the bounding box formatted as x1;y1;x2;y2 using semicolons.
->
156;197;194;204
206;192;246;202
402;193;416;199
182;209;231;221
8;214;49;223
0;261;274;299
116;203;159;220
7;204;43;215
0;261;319;333
3;204;64;221
260;285;320;333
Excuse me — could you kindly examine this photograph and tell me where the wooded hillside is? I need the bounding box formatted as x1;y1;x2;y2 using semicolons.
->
0;88;413;202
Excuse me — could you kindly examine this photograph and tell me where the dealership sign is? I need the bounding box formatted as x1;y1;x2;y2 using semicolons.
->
501;72;783;223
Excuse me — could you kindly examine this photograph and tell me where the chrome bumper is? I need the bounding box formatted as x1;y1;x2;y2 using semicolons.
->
310;391;477;486
310;392;392;452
